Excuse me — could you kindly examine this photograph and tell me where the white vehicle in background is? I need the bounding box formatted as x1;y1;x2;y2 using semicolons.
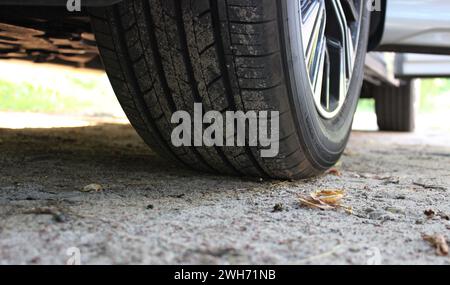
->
365;0;450;132
0;0;449;179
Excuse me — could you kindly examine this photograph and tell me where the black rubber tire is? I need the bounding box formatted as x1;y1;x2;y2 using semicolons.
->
89;0;370;179
375;80;416;132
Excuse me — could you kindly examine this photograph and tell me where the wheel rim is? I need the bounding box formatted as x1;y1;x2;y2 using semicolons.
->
300;0;363;119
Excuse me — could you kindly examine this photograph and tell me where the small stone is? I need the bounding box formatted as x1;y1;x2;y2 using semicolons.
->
349;173;361;178
146;204;154;210
385;206;405;215
348;247;360;253
424;209;436;218
53;212;68;223
383;214;396;221
81;183;103;193
272;203;284;213
368;211;384;220
369;210;395;221
364;207;375;213
383;177;400;185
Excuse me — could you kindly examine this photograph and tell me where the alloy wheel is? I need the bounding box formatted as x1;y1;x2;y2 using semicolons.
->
300;0;363;119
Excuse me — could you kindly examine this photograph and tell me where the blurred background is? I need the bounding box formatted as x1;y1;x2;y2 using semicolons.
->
0;59;126;129
1;59;450;134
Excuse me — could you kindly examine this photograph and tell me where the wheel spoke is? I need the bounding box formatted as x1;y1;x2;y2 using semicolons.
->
312;38;327;106
340;0;359;22
331;0;353;102
301;0;326;79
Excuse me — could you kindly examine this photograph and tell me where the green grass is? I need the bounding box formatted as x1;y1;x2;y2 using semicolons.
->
357;98;375;113
0;79;91;113
421;78;450;96
1;70;449;116
419;79;450;113
68;76;101;90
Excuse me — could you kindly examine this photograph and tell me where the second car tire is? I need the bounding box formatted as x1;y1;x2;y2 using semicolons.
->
375;80;416;132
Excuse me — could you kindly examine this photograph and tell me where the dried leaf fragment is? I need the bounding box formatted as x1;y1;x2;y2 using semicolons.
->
82;183;103;193
23;207;68;223
299;189;352;214
327;168;341;177
298;196;334;211
311;189;345;205
422;234;449;256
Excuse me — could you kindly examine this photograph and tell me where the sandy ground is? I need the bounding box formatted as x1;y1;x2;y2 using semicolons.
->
0;122;450;265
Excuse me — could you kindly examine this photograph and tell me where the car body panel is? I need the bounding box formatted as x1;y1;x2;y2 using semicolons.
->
381;0;450;52
395;53;450;78
0;0;449;79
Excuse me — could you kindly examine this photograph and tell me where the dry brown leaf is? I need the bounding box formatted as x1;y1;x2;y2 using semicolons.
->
298;197;334;211
327;168;341;177
422;234;449;256
299;189;352;214
311;189;345;205
343;150;355;157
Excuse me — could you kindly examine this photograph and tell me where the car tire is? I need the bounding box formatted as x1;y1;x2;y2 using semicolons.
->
375;80;416;132
89;0;371;179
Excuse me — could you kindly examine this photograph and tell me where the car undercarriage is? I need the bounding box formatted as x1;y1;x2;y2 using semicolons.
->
0;0;386;69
